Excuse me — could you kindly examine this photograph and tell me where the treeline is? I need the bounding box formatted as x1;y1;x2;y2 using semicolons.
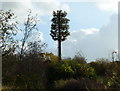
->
2;53;120;90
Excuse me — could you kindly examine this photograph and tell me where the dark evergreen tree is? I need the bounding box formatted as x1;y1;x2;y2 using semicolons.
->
50;10;70;60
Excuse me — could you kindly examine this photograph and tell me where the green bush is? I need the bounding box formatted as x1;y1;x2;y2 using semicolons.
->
72;63;96;79
89;59;108;76
46;60;96;86
107;72;120;88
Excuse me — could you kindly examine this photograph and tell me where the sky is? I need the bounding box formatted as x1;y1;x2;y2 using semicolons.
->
0;0;119;62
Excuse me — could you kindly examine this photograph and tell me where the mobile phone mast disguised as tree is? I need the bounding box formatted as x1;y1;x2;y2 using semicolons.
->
50;10;70;61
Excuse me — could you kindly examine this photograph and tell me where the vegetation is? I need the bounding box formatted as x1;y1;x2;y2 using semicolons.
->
50;10;70;60
2;52;120;90
1;10;120;90
19;10;39;61
0;9;18;57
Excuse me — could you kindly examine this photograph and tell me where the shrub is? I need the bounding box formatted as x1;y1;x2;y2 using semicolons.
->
73;52;87;64
107;72;120;89
54;78;105;90
89;59;108;76
46;60;96;87
2;54;47;89
72;63;96;79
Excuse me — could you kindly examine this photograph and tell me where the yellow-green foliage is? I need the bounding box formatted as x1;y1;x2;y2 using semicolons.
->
46;60;96;84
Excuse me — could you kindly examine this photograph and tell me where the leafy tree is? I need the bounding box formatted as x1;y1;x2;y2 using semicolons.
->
50;10;70;60
0;10;18;56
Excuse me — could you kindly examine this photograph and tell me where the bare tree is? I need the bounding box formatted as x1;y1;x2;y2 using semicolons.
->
24;41;47;60
19;10;38;60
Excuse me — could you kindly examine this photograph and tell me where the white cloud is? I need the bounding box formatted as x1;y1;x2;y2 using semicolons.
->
81;28;99;35
96;0;119;13
1;1;34;23
1;0;70;23
62;28;100;58
66;28;99;43
60;3;70;12
31;0;70;15
29;31;44;42
62;14;118;61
